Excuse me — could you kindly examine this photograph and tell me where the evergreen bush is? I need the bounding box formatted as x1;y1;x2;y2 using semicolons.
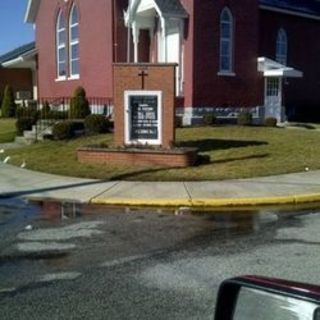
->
16;104;39;121
69;87;91;119
52;121;74;140
15;117;35;136
41;101;51;118
175;117;183;128
237;111;253;126
203;113;217;126
264;117;278;127
84;114;111;134
1;85;16;118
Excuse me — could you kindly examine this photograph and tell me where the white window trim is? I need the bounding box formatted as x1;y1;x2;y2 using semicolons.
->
217;71;236;77
69;4;80;78
68;75;80;80
276;28;288;65
219;8;234;74
56;10;67;79
124;90;162;146
55;77;67;82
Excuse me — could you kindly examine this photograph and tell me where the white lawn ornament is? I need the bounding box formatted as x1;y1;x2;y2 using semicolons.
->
3;156;10;163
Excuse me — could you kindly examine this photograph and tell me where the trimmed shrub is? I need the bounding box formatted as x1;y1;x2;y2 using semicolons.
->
1;85;16;118
175;117;183;128
15;117;35;136
52;121;74;140
16;105;39;121
84;114;111;134
237;111;253;126
202;113;217;126
69;86;91;119
264;117;278;127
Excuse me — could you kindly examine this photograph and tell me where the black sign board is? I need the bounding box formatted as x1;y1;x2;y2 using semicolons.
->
129;95;159;141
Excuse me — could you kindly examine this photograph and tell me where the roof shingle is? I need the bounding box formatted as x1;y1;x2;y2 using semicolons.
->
0;42;36;64
260;0;320;17
154;0;188;17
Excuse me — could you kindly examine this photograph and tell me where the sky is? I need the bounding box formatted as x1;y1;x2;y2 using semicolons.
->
0;0;35;56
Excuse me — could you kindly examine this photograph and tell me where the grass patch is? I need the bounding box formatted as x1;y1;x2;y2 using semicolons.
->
0;118;16;143
6;126;320;181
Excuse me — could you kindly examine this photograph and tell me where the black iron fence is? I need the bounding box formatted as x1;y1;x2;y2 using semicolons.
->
38;96;113;117
16;96;113;140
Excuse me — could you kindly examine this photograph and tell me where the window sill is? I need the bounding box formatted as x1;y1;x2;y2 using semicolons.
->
217;71;236;77
55;77;67;82
68;75;80;80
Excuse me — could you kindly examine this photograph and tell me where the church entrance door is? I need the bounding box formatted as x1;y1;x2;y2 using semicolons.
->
264;77;284;122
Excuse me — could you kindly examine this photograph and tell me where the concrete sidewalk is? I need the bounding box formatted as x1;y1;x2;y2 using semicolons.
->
1;163;320;208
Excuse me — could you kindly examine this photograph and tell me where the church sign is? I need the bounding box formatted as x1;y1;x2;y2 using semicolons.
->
125;90;162;145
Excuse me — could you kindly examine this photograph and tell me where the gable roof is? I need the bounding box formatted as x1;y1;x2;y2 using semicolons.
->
25;0;40;23
153;0;188;18
260;0;320;18
0;42;36;65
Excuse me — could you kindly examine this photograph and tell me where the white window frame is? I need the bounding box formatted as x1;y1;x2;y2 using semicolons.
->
69;4;80;79
219;7;235;76
276;28;288;65
124;90;162;146
56;10;67;80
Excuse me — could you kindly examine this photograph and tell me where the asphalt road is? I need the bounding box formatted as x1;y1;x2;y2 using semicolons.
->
0;200;320;320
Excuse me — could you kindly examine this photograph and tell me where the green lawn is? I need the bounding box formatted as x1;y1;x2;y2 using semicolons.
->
0;119;16;143
6;126;320;181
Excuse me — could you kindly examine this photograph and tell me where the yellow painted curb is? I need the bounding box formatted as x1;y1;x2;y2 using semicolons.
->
91;198;193;207
90;193;320;208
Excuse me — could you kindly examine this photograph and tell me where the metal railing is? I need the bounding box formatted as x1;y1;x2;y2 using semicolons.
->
16;96;113;141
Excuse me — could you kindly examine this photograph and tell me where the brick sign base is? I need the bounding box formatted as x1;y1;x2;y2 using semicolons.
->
78;63;198;168
77;147;198;168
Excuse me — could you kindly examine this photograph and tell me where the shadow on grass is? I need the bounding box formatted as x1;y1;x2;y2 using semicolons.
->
178;139;268;152
110;154;270;180
210;153;269;165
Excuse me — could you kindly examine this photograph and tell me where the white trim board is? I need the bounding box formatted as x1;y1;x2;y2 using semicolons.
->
124;90;163;146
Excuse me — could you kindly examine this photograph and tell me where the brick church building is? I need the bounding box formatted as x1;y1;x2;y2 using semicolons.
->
24;0;320;123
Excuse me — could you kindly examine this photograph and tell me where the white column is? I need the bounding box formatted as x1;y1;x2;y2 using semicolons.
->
32;68;38;100
178;19;184;95
149;27;154;63
132;22;140;63
160;17;167;62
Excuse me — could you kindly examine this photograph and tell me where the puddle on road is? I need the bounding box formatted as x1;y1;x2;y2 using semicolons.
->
0;199;319;267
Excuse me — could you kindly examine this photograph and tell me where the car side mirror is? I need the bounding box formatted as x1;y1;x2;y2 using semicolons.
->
214;276;320;320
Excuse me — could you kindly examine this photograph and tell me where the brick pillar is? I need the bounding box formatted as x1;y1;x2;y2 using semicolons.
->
113;63;176;148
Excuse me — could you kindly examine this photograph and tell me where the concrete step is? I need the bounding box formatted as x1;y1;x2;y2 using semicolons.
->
31;125;53;135
23;130;45;142
14;136;30;145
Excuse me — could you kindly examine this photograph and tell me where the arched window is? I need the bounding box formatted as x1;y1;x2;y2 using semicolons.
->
56;10;67;78
219;8;234;73
276;28;288;65
69;4;80;77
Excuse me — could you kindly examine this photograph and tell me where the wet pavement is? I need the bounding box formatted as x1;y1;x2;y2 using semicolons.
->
0;201;320;319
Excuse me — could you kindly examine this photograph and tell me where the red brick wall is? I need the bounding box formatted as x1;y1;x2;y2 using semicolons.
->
259;10;320;120
113;64;176;148
0;68;33;98
191;0;263;108
114;0;130;63
180;0;195;108
77;147;197;167
35;0;122;99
